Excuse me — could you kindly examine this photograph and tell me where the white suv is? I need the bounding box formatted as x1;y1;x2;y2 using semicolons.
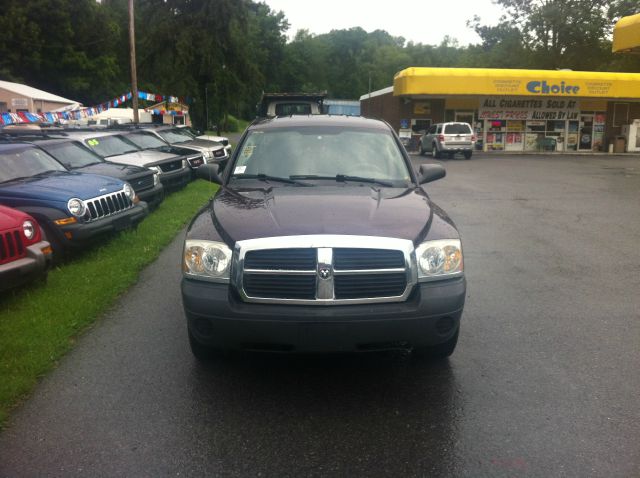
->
420;122;475;159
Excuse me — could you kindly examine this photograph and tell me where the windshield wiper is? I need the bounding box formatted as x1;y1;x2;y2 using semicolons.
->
290;174;394;187
232;173;313;187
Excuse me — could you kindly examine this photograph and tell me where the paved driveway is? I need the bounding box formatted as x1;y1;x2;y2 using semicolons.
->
1;154;639;477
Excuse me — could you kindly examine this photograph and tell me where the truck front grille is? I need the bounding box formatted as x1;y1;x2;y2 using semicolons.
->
158;159;184;173
130;174;154;192
236;236;415;305
0;229;25;264
244;274;316;300
86;191;133;221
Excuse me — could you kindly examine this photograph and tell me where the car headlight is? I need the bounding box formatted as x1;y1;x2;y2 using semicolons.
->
203;150;213;160
23;220;35;240
123;182;134;200
67;198;86;217
183;240;232;282
153;172;160;186
415;239;463;281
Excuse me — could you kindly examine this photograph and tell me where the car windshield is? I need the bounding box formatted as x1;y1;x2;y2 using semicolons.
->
43;141;104;168
126;132;168;149
158;129;192;144
0;147;67;183
444;124;472;134
230;126;411;185
85;135;140;157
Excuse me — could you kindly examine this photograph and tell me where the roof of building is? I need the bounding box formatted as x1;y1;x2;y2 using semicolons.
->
393;67;640;99
359;86;394;101
613;13;640;53
0;80;79;105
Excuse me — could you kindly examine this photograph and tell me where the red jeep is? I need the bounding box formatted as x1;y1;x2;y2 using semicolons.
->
0;205;52;291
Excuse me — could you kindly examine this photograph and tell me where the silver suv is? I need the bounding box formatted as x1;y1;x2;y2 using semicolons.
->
419;122;475;159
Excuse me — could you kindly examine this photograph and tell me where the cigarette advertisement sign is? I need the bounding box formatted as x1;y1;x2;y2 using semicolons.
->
479;97;580;121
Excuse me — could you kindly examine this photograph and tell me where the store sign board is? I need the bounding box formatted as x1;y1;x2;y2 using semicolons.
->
479;96;580;120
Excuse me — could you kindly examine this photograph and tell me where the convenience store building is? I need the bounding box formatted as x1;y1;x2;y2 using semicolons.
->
360;67;640;153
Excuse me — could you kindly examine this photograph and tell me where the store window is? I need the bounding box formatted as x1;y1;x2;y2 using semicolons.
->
486;120;506;150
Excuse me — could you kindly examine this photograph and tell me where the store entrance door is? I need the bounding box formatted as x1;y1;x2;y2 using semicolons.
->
579;114;594;150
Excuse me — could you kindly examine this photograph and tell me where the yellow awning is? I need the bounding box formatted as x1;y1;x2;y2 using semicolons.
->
613;13;640;53
394;67;640;99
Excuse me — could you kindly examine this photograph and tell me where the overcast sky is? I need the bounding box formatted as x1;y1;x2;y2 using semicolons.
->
262;0;505;46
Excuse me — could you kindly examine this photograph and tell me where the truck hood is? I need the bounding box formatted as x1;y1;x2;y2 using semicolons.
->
173;139;222;151
103;150;176;167
0;171;124;202
77;162;151;180
212;186;436;245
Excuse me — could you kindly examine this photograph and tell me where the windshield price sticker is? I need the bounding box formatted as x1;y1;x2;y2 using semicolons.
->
87;139;100;146
234;166;247;175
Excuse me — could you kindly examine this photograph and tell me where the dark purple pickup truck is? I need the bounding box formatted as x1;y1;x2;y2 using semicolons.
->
181;115;466;359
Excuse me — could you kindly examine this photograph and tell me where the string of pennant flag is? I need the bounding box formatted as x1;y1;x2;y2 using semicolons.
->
0;91;190;126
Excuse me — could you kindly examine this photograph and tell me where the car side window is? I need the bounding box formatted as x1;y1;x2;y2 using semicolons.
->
436;125;442;134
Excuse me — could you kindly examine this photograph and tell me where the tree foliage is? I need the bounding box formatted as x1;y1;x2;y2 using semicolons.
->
0;0;639;128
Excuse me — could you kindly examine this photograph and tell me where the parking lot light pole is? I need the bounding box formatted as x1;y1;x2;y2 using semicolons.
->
129;0;139;124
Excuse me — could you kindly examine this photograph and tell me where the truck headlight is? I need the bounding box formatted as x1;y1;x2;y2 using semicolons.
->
183;240;232;282
123;183;134;200
67;198;86;217
153;172;160;186
23;220;35;240
415;239;463;281
203;150;213;160
149;166;161;175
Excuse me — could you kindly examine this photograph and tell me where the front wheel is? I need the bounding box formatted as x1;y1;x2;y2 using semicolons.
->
463;151;473;160
188;328;227;361
412;327;459;360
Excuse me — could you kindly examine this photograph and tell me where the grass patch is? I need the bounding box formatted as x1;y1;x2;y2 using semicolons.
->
0;180;217;426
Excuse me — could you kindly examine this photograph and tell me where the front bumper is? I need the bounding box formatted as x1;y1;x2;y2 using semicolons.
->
137;183;165;209
182;277;466;353
54;202;149;248
0;241;52;291
159;167;191;191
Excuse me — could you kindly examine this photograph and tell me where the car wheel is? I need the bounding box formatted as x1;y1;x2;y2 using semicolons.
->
419;141;426;156
431;144;440;159
464;151;473;160
412;327;459;360
188;328;227;361
40;225;65;263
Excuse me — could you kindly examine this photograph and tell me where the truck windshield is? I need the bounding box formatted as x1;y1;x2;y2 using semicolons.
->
0;147;66;182
231;127;411;185
158;129;192;144
85;135;139;157
126;132;168;149
44;141;104;168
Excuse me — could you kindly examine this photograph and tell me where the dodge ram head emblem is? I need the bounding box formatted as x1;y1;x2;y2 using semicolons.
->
318;268;332;280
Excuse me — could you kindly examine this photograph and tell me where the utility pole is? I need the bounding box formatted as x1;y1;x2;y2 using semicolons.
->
128;0;139;124
205;85;209;131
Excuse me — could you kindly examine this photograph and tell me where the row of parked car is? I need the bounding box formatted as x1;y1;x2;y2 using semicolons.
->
0;124;231;292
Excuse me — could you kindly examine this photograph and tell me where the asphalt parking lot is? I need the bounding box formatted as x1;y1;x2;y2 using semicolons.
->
0;153;639;477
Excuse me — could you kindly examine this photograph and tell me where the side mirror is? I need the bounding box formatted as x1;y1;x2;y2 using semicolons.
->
197;163;223;184
417;163;446;184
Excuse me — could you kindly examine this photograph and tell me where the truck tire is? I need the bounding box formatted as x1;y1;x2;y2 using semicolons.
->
412;327;459;360
188;328;227;361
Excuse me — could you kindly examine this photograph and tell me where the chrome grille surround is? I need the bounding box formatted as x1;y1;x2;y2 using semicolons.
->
233;235;417;305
